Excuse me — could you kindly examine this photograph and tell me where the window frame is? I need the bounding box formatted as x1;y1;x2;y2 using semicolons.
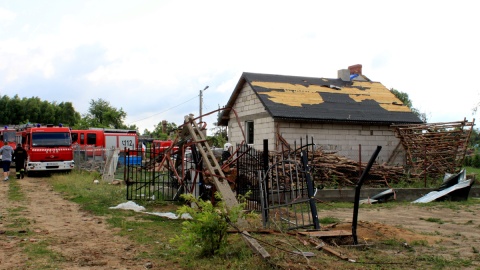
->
245;121;254;145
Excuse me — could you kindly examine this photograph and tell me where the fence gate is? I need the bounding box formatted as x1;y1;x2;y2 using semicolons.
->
236;138;319;231
258;151;319;230
124;145;201;201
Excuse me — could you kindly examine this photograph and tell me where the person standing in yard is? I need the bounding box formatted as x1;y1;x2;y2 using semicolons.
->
0;141;14;181
13;143;27;179
221;142;233;165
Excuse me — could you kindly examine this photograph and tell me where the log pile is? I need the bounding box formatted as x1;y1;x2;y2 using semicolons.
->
303;149;408;188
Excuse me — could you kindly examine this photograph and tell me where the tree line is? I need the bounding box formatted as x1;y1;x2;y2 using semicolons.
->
0;94;227;145
0;94;135;131
0;94;80;128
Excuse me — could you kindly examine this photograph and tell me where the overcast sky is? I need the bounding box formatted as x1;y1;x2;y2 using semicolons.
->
1;0;479;133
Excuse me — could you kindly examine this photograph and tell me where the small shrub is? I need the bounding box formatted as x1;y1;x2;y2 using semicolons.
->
472;153;480;168
171;192;248;257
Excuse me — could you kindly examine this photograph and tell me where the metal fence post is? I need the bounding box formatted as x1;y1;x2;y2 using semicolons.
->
301;150;320;230
352;145;382;244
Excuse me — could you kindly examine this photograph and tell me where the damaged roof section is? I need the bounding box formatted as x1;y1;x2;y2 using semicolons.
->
220;69;423;125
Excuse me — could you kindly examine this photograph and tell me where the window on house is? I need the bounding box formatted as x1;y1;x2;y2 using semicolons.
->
246;121;254;144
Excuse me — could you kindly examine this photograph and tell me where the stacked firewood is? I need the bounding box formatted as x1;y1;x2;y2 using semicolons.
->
289;149;411;188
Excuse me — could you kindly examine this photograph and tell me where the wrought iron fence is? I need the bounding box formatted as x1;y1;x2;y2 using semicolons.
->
124;145;202;201
120;136;320;230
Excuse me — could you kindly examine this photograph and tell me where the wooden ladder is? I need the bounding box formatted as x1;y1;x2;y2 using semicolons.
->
182;115;239;210
182;115;268;257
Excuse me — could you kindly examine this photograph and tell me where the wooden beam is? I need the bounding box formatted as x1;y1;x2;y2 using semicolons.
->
241;231;271;259
299;230;352;238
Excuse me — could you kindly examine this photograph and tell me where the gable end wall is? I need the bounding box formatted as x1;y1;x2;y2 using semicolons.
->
227;84;275;148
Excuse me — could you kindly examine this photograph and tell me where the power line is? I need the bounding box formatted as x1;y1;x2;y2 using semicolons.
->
128;95;198;125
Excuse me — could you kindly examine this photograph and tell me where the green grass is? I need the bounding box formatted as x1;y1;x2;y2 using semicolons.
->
416;255;473;269
22;240;66;269
47;171;266;269
465;166;480;176
420;217;445;224
410;239;429;246
7;179;26;201
319;216;341;224
23;170;477;270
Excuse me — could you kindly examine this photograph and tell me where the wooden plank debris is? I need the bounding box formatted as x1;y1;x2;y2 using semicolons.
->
241;231;271;259
299;230;352;237
308;238;355;262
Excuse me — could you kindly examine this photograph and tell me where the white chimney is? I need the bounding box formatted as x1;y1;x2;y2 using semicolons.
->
338;69;350;81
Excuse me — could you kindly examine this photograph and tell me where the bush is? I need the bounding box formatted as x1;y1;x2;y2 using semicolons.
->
472;154;480;168
171;192;247;257
464;156;472;167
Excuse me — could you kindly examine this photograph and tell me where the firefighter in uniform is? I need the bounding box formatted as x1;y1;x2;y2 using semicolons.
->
13;144;27;179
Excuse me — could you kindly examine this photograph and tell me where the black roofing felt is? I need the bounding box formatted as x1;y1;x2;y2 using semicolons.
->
241;72;423;124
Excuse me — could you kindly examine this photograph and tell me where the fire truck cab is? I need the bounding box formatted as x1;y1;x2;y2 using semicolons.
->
0;126;17;147
16;124;75;175
0;126;17;161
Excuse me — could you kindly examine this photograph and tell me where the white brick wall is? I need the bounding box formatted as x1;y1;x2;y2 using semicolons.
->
278;122;405;165
227;84;275;149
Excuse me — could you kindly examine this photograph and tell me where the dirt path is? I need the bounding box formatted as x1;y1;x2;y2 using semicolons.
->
0;175;151;270
318;202;480;262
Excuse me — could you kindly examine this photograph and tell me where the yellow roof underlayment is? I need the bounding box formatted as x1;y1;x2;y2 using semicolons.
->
252;81;410;112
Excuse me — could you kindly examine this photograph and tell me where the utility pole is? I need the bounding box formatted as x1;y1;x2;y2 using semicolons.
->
199;85;209;123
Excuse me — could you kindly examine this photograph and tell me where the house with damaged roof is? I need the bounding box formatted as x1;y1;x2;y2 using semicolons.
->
218;65;423;165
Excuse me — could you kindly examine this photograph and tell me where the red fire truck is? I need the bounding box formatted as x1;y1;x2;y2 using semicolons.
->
0;126;17;149
16;124;75;175
71;128;139;151
152;140;176;154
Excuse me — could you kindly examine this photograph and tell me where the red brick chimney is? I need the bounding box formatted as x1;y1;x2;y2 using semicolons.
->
348;64;362;75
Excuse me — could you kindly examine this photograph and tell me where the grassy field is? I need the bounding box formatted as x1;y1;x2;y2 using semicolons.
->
9;170;478;269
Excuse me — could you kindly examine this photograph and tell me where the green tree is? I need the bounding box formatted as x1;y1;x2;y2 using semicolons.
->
0;95;13;123
0;94;82;127
56;102;81;127
151;120;177;139
24;97;42;124
141;129;152;137
40;100;56;124
468;128;480;147
390;88;427;122
79;98;130;129
208;121;227;148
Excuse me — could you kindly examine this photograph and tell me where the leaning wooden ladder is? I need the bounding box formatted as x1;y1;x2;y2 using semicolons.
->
182;115;238;209
181;114;270;259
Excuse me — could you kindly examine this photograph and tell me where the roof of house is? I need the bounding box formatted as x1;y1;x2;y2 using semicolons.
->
219;72;423;125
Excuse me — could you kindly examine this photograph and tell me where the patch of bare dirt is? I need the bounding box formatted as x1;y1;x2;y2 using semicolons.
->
0;175;157;270
318;203;480;262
